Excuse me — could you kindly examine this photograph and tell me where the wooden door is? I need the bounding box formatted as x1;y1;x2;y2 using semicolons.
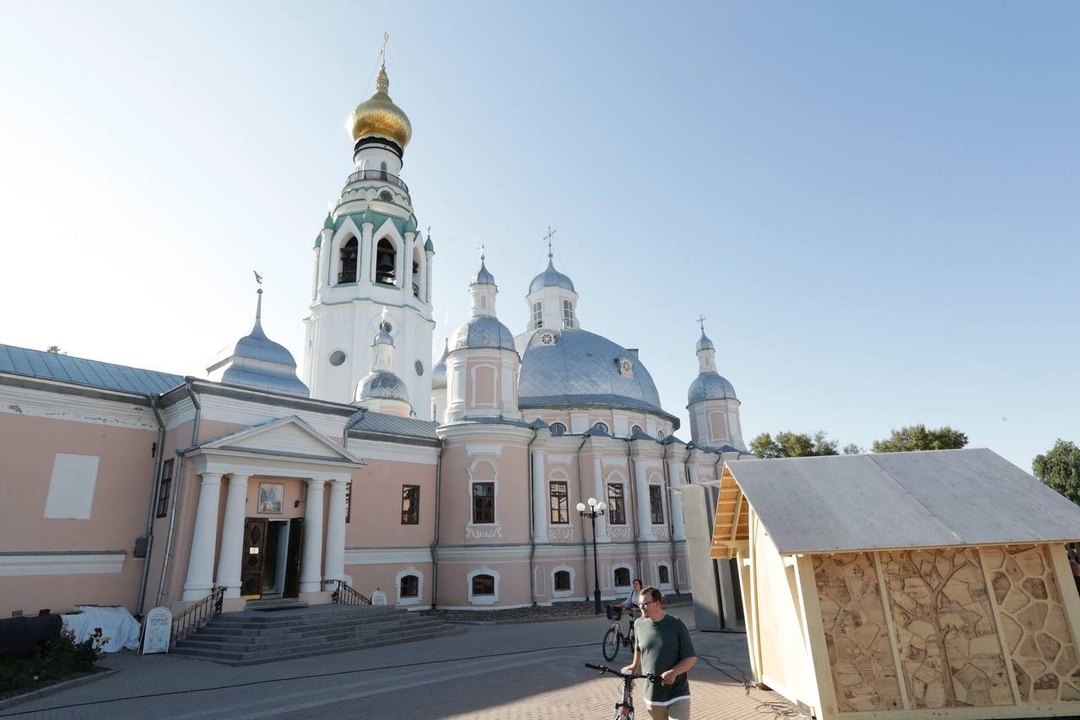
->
241;518;267;598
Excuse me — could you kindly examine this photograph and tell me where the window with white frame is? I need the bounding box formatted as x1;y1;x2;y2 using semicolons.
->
551;565;575;598
613;566;631;588
396;567;424;606
549;480;569;524
468;568;499;605
562;299;574;328
649;484;664;524
532;301;543;329
607;483;626;524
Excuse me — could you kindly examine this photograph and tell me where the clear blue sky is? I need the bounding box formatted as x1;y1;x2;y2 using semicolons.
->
2;2;1078;472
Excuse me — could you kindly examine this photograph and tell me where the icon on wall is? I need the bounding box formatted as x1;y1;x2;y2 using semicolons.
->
258;483;284;514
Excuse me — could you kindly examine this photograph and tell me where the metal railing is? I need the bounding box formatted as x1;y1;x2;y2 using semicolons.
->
344;169;409;193
171;586;225;643
325;579;371;606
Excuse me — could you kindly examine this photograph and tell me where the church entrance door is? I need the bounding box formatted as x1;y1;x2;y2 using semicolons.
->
240;518;303;599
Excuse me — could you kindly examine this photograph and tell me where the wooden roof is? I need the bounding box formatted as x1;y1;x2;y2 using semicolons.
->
711;448;1080;557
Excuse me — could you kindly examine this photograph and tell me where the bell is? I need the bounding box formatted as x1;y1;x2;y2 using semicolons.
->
376;255;395;274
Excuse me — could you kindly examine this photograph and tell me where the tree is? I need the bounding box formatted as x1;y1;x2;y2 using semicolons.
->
871;424;968;453
1033;439;1080;506
749;431;839;459
45;345;66;355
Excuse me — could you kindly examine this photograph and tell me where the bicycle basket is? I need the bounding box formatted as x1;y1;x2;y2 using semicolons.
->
606;605;623;622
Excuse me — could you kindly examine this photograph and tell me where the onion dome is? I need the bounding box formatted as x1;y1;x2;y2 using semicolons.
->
347;64;412;150
207;288;309;397
529;257;575;294
451;316;515;351
355;370;410;402
431;338;449;390
471;257;495;286
696;329;714;352
688;372;738;403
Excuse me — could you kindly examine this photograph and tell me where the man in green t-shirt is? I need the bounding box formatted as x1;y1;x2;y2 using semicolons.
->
622;585;697;719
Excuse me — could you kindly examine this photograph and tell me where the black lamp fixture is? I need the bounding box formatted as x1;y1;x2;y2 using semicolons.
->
577;496;607;614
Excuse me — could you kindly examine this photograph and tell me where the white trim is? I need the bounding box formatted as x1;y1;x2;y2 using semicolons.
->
467;566;500;606
0;384;158;430
0;553;126;576
465;444;503;456
612;562;635;589
551;564;576;599
395;566;424;606
344;547;433;565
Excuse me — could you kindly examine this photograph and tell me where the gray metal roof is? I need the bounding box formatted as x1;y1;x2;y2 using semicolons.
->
450;315;516;351
0;343;183;396
518;329;665;414
529;258;575;294
207;316;309;398
350;410;438;440
726;448;1080;554
356;369;410;402
687;371;737;404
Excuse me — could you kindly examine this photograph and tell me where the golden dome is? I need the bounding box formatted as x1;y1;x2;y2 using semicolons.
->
347;65;412;149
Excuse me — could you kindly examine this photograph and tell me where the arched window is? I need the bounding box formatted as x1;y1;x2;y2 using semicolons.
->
658;565;670;585
472;574;495;595
562;299;575;329
400;574;419;598
613;567;631;587
554;570;571;592
338;238;358;284
379;161;388;180
549;422;566;436
532;302;543;329
631;425;643;436
592;422;609;435
411;248;422;298
375;239;396;285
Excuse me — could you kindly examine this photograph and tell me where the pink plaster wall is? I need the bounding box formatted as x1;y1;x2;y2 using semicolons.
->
345;459;435;545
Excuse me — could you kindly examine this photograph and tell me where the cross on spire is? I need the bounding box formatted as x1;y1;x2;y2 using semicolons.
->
479;243;485;262
543;227;557;259
697;315;707;333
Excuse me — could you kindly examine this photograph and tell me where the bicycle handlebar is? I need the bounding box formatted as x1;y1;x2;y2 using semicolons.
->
584;662;656;682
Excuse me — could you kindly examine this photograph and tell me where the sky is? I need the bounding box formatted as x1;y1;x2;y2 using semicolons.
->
1;2;1078;473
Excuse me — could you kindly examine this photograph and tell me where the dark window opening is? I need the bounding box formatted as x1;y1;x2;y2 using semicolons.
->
658;565;670;584
155;459;174;518
401;485;420;525
614;567;631;587
550;422;566;436
549;481;568;524
554;570;571;591
649;485;664;525
472;482;495;524
472;574;495;595
338;238;358;284
375;239;396;285
400;574;419;598
607;483;626;525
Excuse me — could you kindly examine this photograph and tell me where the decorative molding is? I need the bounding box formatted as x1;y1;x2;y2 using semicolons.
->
548;527;574;542
434;544;532;561
0;552;126;576
608;526;632;541
344;547;433;565
465;444;503;456
0;384;158;430
465;524;503;540
547;454;572;465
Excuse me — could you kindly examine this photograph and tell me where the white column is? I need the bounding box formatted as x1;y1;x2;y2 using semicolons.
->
182;472;223;601
531;451;547;543
299;478;326;593
323;479;349;584
633;457;653;542
667;460;686;541
215;474;250;599
593;455;610;541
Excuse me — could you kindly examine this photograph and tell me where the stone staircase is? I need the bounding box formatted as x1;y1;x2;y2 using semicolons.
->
172;603;462;666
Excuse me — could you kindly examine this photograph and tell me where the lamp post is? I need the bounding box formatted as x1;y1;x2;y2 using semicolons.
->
577;496;607;614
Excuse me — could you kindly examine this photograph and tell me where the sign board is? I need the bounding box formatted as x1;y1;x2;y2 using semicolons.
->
370;588;387;606
141;607;172;655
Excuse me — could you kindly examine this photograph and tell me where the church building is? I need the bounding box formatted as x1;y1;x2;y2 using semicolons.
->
0;61;750;619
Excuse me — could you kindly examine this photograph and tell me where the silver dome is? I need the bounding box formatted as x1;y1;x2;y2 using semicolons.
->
450;315;516;351
696;330;714;352
529;258;575;294
518;329;667;415
687;372;737;404
471;259;495;286
431;339;449;389
209;319;309;397
356;369;410;402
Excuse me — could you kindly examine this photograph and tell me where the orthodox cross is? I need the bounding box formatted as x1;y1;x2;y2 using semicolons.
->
544;226;556;258
697;315;707;333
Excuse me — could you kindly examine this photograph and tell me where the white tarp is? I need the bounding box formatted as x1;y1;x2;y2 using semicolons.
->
61;606;141;652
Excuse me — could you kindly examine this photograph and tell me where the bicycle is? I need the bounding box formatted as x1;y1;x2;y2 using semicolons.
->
584;662;655;719
602;604;637;661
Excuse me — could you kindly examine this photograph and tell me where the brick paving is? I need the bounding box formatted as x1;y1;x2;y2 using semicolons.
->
0;606;805;719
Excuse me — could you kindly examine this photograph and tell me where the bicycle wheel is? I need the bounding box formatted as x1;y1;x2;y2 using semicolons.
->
602;626;621;661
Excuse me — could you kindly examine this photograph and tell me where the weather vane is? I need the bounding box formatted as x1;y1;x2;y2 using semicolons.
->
254;270;263;286
380;32;389;66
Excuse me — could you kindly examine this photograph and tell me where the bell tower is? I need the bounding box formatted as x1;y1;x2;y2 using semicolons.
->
303;46;435;416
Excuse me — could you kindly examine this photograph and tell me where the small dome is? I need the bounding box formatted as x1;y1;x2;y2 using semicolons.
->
356;369;410;402
347;65;412;150
529;258;575;294
431;339;449;389
471;258;495;286
373;318;394;346
207;296;308;398
451;315;515;351
696;330;714;352
688;372;737;404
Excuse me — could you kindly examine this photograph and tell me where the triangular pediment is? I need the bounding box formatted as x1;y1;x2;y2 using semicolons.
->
200;415;363;466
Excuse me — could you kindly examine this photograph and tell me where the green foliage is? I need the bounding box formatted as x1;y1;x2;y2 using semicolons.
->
44;345;66;355
870;424;968;453
0;629;103;694
842;443;863;455
1033;439;1080;506
749;431;839;459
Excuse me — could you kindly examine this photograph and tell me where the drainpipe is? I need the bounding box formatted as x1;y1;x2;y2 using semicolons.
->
429;437;445;609
135;394;166;617
526;424;539;606
575;433;589;602
156;382;202;607
623;438;641;580
342;407;368;447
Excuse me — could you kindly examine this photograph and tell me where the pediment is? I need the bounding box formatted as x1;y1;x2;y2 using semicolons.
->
200;415;362;465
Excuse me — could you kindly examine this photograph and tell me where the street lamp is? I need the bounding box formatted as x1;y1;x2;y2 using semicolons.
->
577;496;607;614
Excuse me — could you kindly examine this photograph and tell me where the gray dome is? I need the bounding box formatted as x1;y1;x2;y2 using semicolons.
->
209;318;309;397
373;318;394;346
471;259;495;286
431;339;449;389
696;330;714;352
356;369;410;402
518;329;667;415
451;315;515;351
529;258;575;294
688;372;737;404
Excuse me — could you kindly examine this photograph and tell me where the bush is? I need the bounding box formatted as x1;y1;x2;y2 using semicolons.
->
0;628;105;694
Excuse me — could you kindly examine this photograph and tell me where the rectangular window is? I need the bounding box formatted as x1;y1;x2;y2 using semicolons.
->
155;459;174;519
345;482;352;523
532;301;543;329
401;485;420;525
472;482;495;524
562;299;574;329
549;481;568;524
607;483;626;524
649;485;664;525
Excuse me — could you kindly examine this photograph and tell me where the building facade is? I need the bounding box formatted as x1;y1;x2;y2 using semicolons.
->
0;63;749;618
